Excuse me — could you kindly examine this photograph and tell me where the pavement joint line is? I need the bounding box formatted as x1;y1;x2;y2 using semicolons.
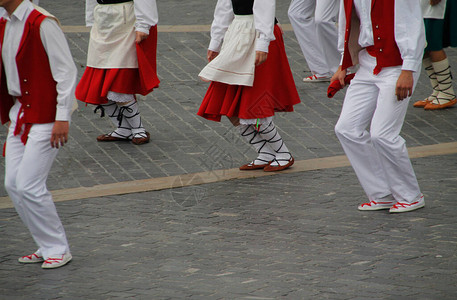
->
61;24;294;33
0;141;456;209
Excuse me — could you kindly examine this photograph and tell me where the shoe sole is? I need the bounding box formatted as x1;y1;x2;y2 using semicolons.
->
424;99;457;110
389;203;425;213
97;136;131;142
18;258;44;263
358;206;392;211
239;163;269;170
264;158;294;172
413;102;429;108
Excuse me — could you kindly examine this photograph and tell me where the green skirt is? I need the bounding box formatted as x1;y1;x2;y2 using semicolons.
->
424;0;457;51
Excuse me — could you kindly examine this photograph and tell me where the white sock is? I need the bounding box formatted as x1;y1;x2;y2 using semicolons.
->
97;100;132;139
423;57;439;102
257;121;292;167
119;100;147;137
432;58;456;104
239;124;275;165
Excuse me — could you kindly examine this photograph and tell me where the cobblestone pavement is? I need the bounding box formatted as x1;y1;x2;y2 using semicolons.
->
0;0;457;299
1;154;457;299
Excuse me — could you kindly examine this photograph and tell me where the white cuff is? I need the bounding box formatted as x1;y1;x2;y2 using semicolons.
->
209;39;222;52
402;59;420;72
255;38;270;53
135;23;151;34
55;108;72;121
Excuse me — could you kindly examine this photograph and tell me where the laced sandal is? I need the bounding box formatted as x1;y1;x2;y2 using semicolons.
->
424;62;456;110
239;159;271;170
239;125;275;170
18;252;44;264
97;131;132;142
264;156;294;172
413;97;434;108
424;98;457;110
389;195;425;213
358;200;395;211
415;62;439;108
41;253;72;269
131;131;150;145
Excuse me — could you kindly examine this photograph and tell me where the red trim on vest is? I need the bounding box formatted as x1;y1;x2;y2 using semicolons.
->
342;0;403;74
0;18;14;125
0;10;58;144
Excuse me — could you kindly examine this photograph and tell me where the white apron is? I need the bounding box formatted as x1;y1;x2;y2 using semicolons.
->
199;15;256;87
87;1;138;69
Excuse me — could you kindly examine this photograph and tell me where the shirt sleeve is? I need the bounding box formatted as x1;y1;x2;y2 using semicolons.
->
337;0;346;66
85;0;96;27
40;18;77;121
395;0;426;72
253;0;276;53
209;0;234;52
134;0;159;34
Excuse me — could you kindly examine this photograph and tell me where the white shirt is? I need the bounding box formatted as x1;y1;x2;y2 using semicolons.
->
338;0;426;72
209;0;276;53
85;0;158;34
1;1;77;121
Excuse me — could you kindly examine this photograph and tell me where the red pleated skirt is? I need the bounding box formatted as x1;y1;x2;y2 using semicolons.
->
197;25;301;122
76;26;160;105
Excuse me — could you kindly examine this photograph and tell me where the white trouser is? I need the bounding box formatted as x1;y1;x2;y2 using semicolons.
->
288;0;340;77
335;50;422;203
4;101;70;259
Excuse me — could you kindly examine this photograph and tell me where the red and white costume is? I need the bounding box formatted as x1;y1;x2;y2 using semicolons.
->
76;0;159;144
198;0;300;123
198;0;300;171
0;1;76;262
334;0;426;212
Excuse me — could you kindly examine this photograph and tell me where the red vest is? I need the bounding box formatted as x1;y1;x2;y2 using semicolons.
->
0;10;58;129
341;0;403;74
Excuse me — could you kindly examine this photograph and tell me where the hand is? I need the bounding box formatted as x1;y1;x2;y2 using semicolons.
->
430;0;441;6
135;31;148;44
395;70;414;101
50;121;69;149
255;51;268;66
207;50;219;62
331;66;347;87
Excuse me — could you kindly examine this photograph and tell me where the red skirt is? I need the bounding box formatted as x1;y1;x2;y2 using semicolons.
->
197;25;301;122
76;26;160;105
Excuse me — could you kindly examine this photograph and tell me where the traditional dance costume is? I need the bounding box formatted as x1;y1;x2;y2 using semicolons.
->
198;0;300;172
0;1;76;268
76;0;160;145
288;0;340;82
413;0;457;110
334;0;426;213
